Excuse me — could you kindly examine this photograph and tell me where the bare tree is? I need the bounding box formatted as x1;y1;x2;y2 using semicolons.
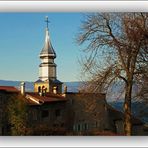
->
77;13;148;135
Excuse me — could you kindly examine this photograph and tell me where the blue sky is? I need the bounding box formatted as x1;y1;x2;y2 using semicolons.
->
0;13;84;82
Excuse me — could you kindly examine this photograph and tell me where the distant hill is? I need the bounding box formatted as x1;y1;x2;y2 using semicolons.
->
63;81;82;92
0;79;140;100
109;101;148;123
0;80;82;92
0;80;34;92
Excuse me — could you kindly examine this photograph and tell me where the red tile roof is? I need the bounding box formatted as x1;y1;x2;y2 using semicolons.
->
0;86;19;93
26;92;67;105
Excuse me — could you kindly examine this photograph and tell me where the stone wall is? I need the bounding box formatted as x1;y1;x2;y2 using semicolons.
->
28;101;68;134
65;93;111;134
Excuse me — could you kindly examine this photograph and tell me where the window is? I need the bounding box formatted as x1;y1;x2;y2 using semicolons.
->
38;86;41;93
84;123;89;130
104;104;107;111
55;109;61;117
95;121;98;128
53;123;58;127
84;123;87;130
114;120;124;134
56;86;59;92
0;95;3;105
73;125;76;131
32;110;37;121
61;123;64;127
41;110;49;118
70;98;73;105
78;124;81;132
53;86;58;94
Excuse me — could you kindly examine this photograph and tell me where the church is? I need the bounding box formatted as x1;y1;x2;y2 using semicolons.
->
0;16;145;135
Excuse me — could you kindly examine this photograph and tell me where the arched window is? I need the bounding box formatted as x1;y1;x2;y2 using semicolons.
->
45;88;47;93
42;86;45;96
42;85;45;91
38;86;41;93
53;86;57;94
56;86;58;92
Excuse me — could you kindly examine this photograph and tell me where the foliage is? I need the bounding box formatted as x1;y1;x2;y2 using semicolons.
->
7;94;31;135
31;124;66;135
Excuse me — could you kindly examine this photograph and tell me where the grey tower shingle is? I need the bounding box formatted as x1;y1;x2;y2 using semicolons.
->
40;28;56;58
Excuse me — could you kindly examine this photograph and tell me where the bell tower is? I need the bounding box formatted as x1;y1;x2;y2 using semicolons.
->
34;16;62;94
39;16;56;81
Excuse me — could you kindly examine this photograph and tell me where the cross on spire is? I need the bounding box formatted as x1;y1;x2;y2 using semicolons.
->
45;16;50;29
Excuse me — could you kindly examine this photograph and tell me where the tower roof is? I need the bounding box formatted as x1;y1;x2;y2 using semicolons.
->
40;17;56;58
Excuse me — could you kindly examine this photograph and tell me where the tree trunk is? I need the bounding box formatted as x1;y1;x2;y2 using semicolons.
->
124;78;132;136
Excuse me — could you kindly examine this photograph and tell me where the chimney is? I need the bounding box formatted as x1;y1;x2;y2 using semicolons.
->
21;82;25;95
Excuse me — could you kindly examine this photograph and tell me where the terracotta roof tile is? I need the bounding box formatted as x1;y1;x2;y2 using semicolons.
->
0;86;19;93
26;92;67;105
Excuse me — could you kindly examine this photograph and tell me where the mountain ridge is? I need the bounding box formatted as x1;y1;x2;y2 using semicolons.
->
0;79;81;92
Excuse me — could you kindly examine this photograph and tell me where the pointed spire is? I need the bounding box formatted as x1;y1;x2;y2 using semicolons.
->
40;16;56;58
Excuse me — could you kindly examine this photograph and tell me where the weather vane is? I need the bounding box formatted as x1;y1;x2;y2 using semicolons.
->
45;16;50;28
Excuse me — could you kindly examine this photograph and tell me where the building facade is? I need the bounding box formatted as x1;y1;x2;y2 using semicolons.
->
0;86;19;135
